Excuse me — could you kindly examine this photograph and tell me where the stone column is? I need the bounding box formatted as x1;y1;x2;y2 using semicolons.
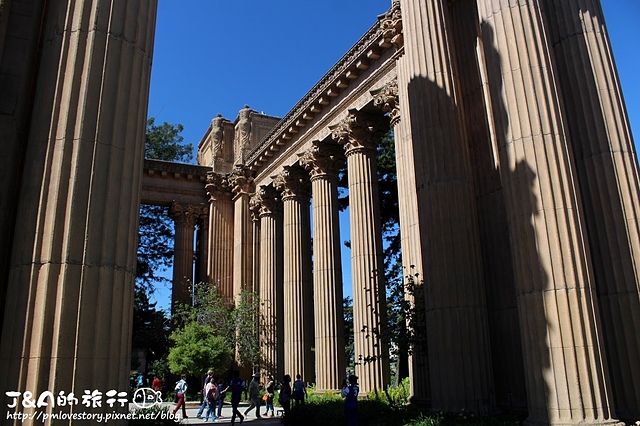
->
205;172;234;300
371;73;430;405
330;110;390;394
250;198;261;296
229;165;254;300
476;1;618;423
542;1;640;418
194;206;209;285
300;140;347;392
399;2;496;411
273;165;315;383
170;202;197;310
0;1;157;422
254;186;284;380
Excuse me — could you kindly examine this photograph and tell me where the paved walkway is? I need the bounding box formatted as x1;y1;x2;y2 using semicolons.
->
167;401;282;425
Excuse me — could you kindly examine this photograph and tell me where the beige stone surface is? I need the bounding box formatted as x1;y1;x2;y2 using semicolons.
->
300;140;347;391
274;165;315;383
0;1;157;423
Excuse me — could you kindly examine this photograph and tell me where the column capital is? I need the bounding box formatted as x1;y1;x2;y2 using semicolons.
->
330;109;389;156
196;204;209;230
170;201;198;228
249;194;261;223
253;185;281;218
379;0;403;49
205;171;232;202
272;165;311;201
228;164;254;197
298;140;345;180
371;79;400;126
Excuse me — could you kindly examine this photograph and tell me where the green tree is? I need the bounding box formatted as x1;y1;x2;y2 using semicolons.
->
144;118;192;163
233;291;262;368
174;283;263;372
132;288;170;361
167;322;233;377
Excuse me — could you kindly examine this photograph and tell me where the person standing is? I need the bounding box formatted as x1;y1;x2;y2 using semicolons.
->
172;374;188;419
216;378;226;419
197;370;214;419
224;370;245;425
204;377;219;422
243;372;262;419
279;374;292;423
292;374;307;406
263;374;275;417
341;375;359;426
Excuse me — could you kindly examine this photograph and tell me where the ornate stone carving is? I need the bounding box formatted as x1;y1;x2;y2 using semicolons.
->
170;201;198;227
298;140;345;179
380;0;403;49
211;114;225;159
272;165;311;201
252;185;281;217
234;105;252;164
371;79;400;126
228;164;254;196
205;171;232;202
330;109;389;155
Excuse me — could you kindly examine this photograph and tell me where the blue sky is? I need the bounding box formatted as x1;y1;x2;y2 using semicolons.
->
147;1;639;310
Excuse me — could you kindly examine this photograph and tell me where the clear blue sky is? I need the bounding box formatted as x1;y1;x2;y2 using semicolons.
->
147;1;639;311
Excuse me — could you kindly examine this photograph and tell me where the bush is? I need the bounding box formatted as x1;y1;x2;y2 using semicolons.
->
282;379;524;426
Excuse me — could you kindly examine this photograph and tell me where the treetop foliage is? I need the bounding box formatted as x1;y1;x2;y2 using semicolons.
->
144;118;193;163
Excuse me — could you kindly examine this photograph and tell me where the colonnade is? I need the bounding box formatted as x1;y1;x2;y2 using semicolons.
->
202;109;393;394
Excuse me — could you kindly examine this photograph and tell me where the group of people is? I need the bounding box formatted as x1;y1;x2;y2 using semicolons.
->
169;370;360;425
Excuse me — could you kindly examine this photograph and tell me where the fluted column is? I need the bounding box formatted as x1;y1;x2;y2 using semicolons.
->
300;140;347;392
195;206;209;285
170;202;197;310
254;186;284;380
273;165;315;383
371;71;430;404
330;110;390;394
476;1;618;423
542;1;640;418
0;1;157;423
250;198;261;295
205;172;234;300
229;165;254;300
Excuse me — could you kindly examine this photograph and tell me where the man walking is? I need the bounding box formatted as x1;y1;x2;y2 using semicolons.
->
243;372;261;419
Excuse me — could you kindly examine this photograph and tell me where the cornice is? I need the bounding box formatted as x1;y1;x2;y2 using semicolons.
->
245;7;396;169
144;159;210;181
